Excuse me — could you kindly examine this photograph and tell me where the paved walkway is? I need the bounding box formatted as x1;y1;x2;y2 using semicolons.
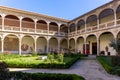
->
9;56;120;80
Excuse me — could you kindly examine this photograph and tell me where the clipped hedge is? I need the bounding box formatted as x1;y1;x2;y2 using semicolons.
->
1;55;80;69
97;56;113;74
7;72;85;80
97;56;120;75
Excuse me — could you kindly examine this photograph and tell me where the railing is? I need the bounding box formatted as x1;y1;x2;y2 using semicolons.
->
99;20;114;29
0;25;2;30
86;26;97;32
117;19;120;25
4;26;20;31
69;20;116;36
77;28;85;34
60;32;68;36
36;29;48;34
49;31;58;35
22;28;35;32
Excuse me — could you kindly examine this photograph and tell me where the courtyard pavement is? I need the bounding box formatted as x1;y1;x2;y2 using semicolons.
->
9;56;120;80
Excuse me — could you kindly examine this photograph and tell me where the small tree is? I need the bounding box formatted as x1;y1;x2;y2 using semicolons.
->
109;39;120;55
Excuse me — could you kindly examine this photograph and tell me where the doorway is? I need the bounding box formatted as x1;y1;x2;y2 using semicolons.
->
92;43;97;55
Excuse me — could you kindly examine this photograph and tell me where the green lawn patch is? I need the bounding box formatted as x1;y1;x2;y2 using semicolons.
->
97;56;120;76
0;54;80;69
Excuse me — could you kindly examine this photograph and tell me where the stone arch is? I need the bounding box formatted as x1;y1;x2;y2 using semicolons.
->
86;15;97;27
36;36;47;53
37;20;47;30
99;8;114;24
69;23;76;32
49;37;58;52
0;15;1;26
69;38;75;52
21;35;35;54
77;19;85;30
22;17;34;30
49;22;58;31
99;32;115;55
86;34;97;55
60;38;68;51
77;36;84;54
116;5;120;25
4;34;19;53
116;31;120;39
4;15;20;30
60;24;68;33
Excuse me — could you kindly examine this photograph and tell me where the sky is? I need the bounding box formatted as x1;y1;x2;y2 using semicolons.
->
0;0;112;20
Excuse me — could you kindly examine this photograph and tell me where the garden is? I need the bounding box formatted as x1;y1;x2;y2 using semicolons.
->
96;38;120;76
0;52;85;80
0;52;81;69
97;56;120;76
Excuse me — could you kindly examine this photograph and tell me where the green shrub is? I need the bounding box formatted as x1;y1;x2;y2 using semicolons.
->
57;53;64;63
0;62;10;80
9;72;85;80
97;56;113;74
111;56;120;67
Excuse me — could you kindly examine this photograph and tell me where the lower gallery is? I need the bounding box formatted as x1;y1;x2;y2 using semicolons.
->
0;0;120;55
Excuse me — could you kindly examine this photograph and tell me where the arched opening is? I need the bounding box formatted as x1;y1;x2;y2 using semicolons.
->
60;24;68;35
86;35;97;55
60;39;68;53
69;23;75;32
4;34;19;53
0;37;1;51
77;20;85;32
4;15;20;31
99;8;114;28
22;17;34;32
116;5;120;24
37;20;47;33
21;35;34;54
49;22;58;34
37;37;47;53
99;32;114;55
69;38;75;53
86;15;97;31
49;37;58;52
77;37;84;54
0;15;2;29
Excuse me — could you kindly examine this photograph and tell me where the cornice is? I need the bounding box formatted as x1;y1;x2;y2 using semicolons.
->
0;6;69;23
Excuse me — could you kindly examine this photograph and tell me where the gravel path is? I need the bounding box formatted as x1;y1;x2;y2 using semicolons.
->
9;58;120;80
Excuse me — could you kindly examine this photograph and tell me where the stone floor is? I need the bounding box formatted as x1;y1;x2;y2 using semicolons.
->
9;56;120;80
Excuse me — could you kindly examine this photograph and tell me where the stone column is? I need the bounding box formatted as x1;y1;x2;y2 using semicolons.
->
1;34;4;53
84;38;87;54
97;38;100;55
34;19;37;33
2;14;5;30
34;37;37;53
75;38;77;53
97;19;100;29
58;38;60;52
19;37;22;55
19;16;23;32
58;24;61;35
114;10;117;27
47;39;49;53
47;21;50;34
85;21;87;33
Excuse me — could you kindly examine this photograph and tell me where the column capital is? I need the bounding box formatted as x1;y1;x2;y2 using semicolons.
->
2;14;6;18
18;16;24;20
33;19;38;23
